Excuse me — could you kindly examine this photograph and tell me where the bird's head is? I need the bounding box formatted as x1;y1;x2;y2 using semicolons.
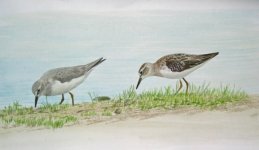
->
32;80;44;108
136;63;154;89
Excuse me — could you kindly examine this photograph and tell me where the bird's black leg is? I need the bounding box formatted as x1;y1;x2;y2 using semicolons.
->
183;78;189;94
69;92;74;106
175;79;183;94
59;94;65;105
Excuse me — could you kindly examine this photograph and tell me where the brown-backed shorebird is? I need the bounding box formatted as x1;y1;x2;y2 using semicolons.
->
32;58;106;107
136;52;219;93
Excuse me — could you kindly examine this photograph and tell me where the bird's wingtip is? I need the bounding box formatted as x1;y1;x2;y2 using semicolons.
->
100;57;106;62
208;52;219;57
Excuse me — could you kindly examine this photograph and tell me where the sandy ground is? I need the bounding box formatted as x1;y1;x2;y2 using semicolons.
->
0;96;259;150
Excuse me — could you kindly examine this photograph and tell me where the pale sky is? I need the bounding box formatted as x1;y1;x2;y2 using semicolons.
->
0;0;258;15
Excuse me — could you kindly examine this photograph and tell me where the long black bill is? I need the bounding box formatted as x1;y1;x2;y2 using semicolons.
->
136;77;142;89
35;96;39;108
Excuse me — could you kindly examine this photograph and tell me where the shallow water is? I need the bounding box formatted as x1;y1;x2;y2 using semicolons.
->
0;10;258;107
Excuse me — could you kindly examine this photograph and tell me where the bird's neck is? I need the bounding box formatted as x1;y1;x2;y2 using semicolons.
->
153;63;162;77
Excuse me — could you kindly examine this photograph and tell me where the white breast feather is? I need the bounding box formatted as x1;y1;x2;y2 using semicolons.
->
50;75;85;96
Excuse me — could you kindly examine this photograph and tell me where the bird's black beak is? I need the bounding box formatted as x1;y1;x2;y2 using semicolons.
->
136;77;142;89
35;90;40;108
35;96;38;108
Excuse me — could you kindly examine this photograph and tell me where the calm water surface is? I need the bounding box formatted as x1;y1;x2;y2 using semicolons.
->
0;10;258;107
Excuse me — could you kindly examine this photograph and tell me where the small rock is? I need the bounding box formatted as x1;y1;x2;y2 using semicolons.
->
114;108;122;114
93;96;111;102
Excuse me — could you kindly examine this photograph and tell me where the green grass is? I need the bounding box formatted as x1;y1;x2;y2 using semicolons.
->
38;103;69;113
81;111;97;117
101;110;113;116
1;115;77;128
0;102;77;128
115;84;248;110
0;84;248;128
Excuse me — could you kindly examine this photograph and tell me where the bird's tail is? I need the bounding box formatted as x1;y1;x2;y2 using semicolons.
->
198;52;219;62
201;52;219;58
86;57;106;71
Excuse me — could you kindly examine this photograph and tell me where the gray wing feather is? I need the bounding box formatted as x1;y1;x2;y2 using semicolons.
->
42;58;105;83
52;67;86;83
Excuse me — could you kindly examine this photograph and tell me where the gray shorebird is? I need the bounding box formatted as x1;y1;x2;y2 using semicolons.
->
32;57;105;107
136;52;219;93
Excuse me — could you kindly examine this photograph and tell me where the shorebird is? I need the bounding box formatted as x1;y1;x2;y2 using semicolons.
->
32;57;105;107
136;52;219;93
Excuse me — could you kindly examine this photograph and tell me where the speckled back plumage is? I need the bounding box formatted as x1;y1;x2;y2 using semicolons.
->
156;52;218;72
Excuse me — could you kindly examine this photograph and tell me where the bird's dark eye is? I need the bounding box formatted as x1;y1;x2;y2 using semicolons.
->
140;71;143;74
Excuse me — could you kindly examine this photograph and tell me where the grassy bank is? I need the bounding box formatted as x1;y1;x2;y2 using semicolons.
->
0;85;248;128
